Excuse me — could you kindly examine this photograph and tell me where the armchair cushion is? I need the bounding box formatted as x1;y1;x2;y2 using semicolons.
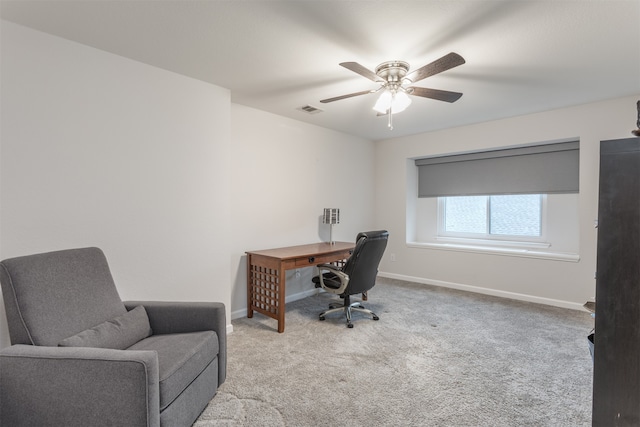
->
128;331;219;411
125;301;227;386
59;305;152;350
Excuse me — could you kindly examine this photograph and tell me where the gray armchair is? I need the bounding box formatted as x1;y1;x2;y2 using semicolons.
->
0;247;226;427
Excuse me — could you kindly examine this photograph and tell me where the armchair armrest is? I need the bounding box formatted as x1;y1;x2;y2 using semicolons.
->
0;344;159;427
124;301;227;385
316;263;350;294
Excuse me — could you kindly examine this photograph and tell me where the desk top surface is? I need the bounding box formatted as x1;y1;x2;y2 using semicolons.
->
246;241;354;260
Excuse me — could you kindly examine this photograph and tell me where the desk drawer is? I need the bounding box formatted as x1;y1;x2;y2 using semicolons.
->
294;250;352;267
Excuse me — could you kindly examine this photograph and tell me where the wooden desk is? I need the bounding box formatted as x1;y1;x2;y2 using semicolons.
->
246;242;354;332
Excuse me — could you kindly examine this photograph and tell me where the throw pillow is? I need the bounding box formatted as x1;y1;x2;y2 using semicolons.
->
59;305;152;349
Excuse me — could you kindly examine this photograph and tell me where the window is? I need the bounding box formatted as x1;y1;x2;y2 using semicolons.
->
440;194;543;241
410;141;580;260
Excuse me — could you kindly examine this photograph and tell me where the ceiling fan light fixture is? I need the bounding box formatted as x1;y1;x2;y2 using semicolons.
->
372;90;412;115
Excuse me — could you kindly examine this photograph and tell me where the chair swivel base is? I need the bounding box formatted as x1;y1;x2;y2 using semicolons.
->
319;301;379;328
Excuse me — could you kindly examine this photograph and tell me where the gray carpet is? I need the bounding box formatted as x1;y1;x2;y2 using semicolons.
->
195;278;593;426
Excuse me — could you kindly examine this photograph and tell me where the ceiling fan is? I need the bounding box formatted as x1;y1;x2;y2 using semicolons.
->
320;52;465;129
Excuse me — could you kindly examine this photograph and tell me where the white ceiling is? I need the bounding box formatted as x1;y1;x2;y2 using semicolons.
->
2;0;639;141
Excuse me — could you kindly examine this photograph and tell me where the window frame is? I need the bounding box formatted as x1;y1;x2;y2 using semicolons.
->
436;194;549;247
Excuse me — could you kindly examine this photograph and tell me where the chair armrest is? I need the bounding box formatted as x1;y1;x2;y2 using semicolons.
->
0;344;159;427
124;301;227;385
316;263;350;294
316;263;341;271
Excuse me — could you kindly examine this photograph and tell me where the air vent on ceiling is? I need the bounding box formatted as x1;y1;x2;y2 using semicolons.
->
298;105;323;114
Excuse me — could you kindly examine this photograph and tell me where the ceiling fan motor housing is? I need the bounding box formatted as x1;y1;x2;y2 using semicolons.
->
375;61;410;89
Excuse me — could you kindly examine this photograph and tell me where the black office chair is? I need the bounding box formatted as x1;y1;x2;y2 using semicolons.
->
313;230;389;328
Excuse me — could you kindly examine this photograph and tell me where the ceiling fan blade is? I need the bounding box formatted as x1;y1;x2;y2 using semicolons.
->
409;87;463;103
405;52;465;84
339;62;383;83
320;90;373;103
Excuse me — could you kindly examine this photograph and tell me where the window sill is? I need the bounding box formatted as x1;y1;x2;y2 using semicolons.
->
435;236;550;249
407;241;580;262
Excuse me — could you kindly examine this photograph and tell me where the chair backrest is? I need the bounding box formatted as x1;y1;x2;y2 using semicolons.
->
342;230;389;295
0;247;127;346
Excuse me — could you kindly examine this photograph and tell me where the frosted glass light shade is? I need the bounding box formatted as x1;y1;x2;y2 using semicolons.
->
373;90;412;114
373;91;393;114
392;91;412;113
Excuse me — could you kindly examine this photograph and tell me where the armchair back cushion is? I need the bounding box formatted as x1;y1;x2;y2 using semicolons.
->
0;247;127;346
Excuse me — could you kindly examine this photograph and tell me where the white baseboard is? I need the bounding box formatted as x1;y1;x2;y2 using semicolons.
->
378;271;586;312
231;287;320;321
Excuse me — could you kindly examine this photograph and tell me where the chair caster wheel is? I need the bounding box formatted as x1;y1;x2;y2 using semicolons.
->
319;316;325;321
347;323;354;328
373;316;379;321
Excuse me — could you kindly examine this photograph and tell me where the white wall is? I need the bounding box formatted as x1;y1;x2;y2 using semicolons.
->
375;95;640;309
0;22;232;347
229;104;375;318
0;22;377;343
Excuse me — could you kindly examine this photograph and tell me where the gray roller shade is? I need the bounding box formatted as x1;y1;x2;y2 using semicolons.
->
416;141;579;197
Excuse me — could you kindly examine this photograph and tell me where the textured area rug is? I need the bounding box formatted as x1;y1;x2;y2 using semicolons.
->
196;278;593;426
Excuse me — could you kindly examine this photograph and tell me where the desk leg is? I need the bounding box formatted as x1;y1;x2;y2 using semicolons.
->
246;254;254;319
277;265;286;333
246;255;285;332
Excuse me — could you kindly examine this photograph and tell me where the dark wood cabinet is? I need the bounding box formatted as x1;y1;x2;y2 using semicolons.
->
593;137;640;426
